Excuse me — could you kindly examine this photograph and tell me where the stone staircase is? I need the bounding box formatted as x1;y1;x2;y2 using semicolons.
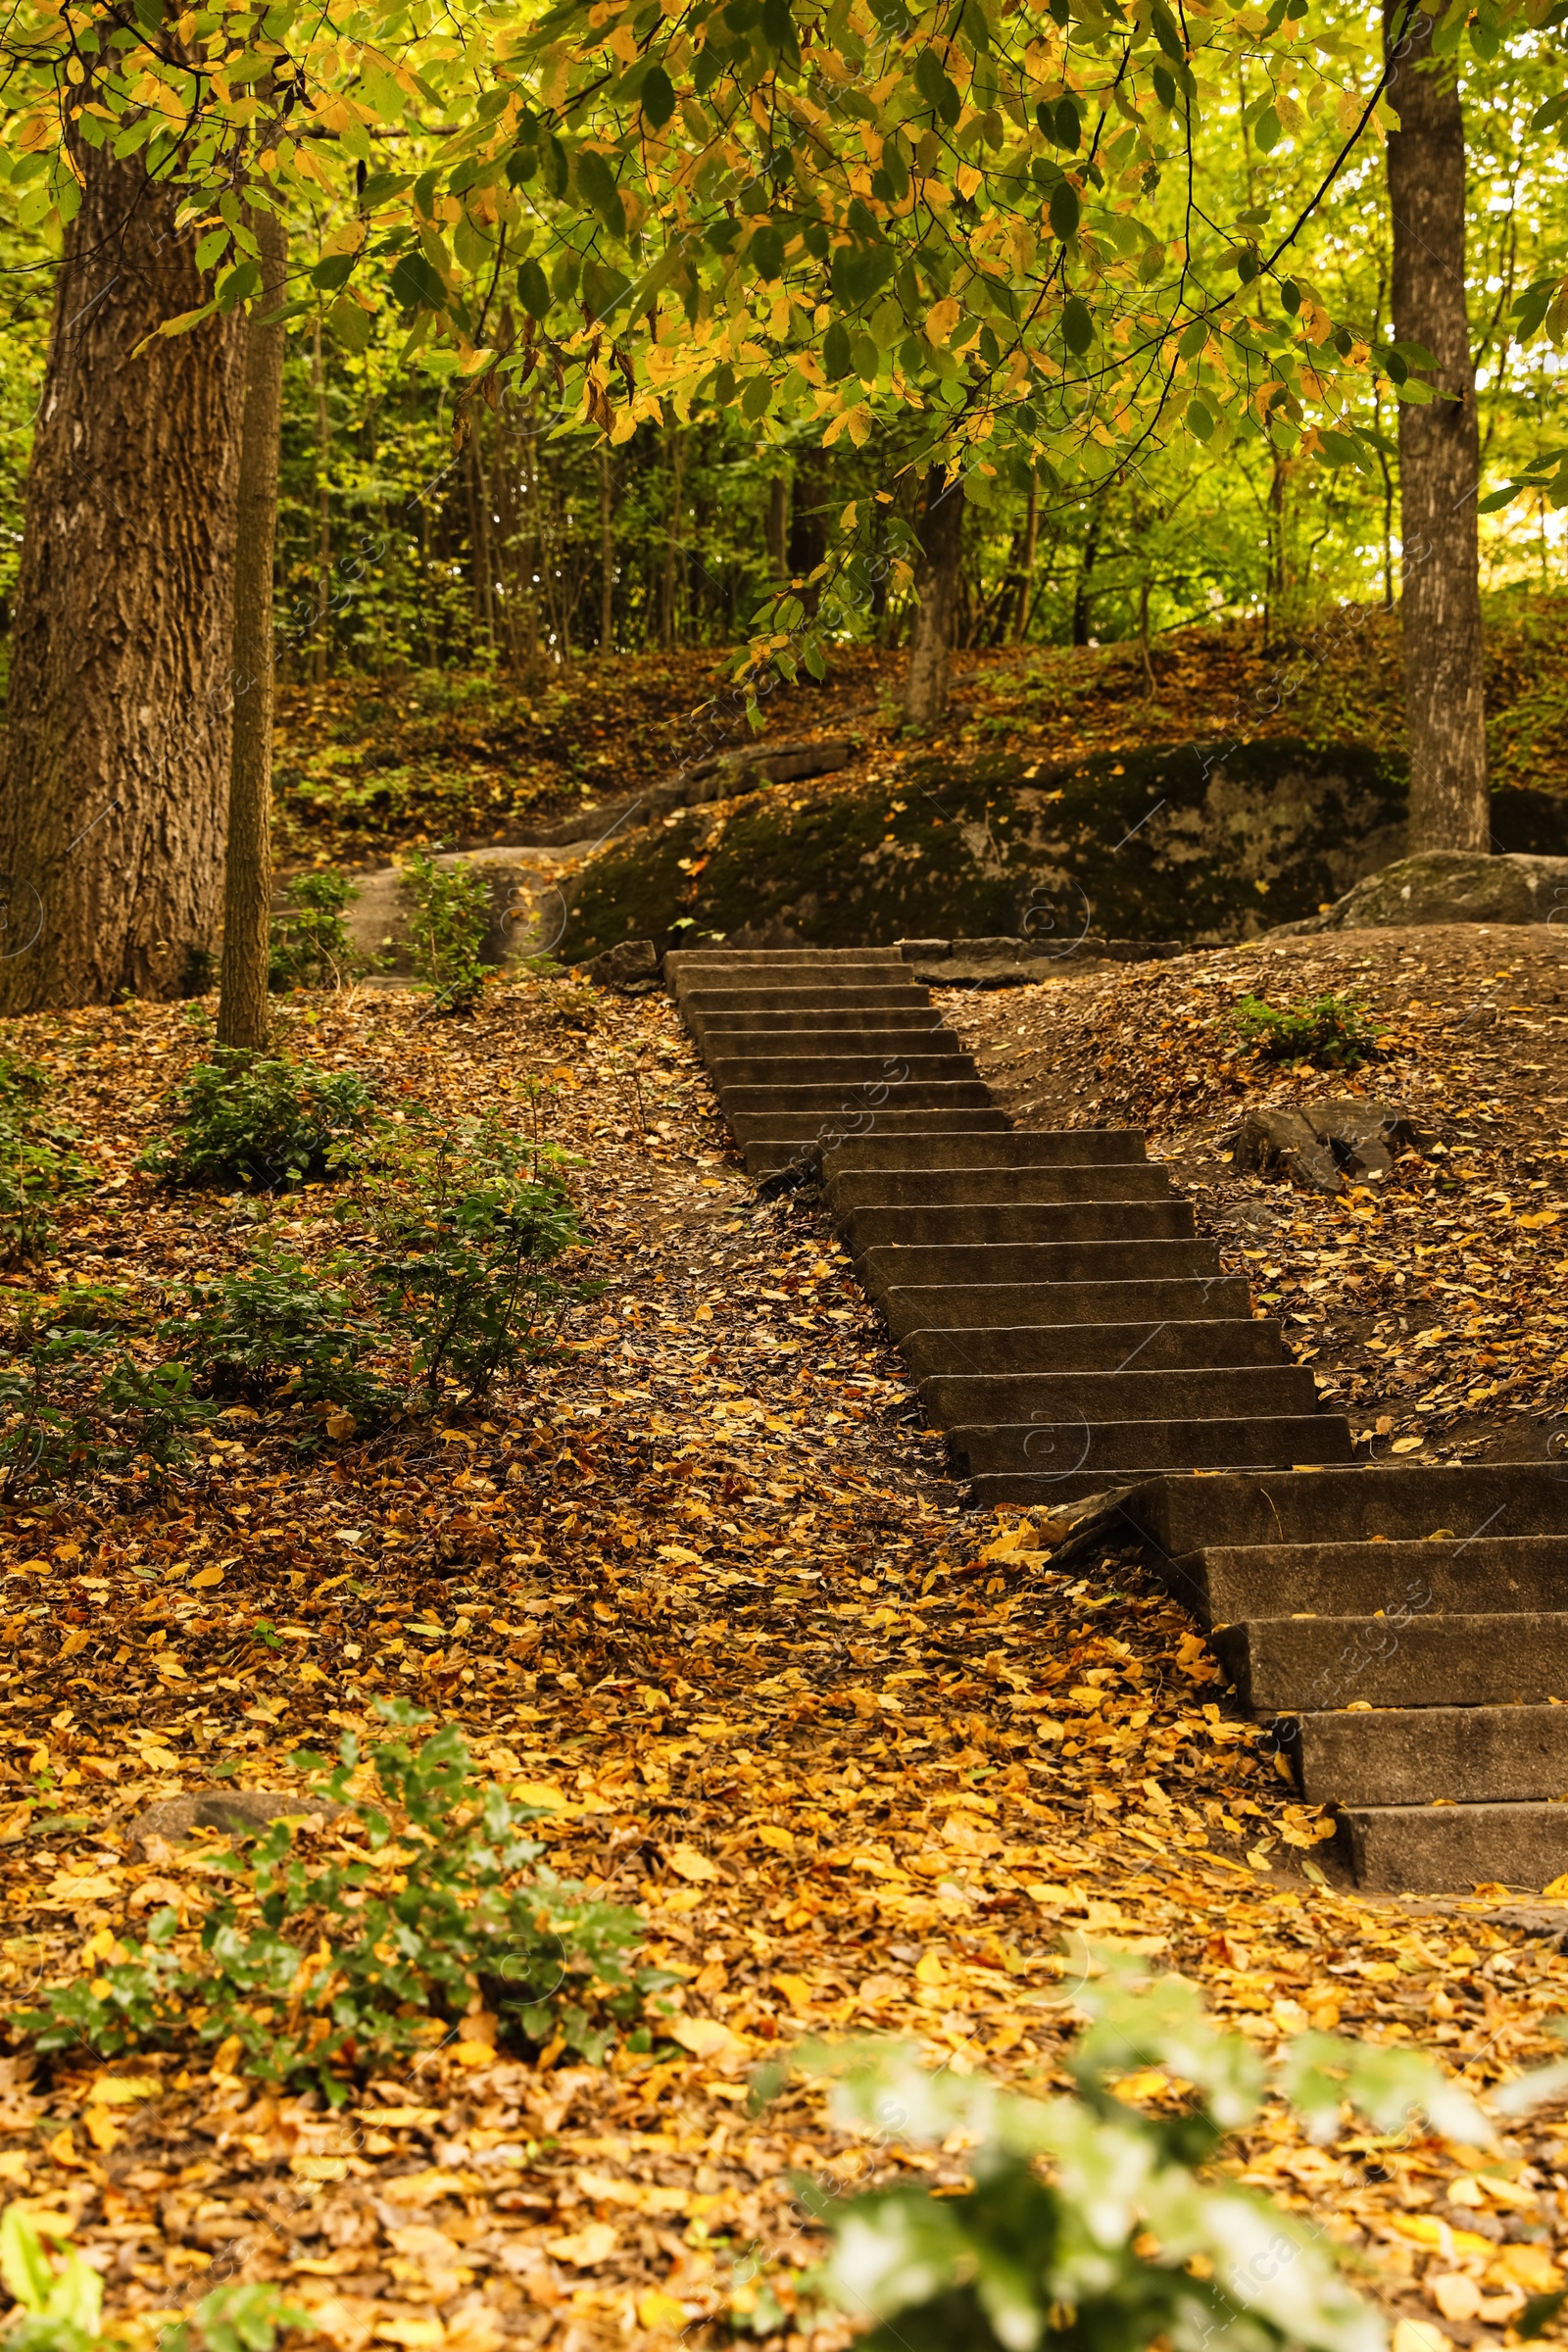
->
669;943;1568;1894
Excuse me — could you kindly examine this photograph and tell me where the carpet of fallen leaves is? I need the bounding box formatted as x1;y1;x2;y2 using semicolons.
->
0;974;1567;2352
947;922;1568;1466
272;597;1568;870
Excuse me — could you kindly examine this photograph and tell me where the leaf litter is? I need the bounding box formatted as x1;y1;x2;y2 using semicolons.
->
0;970;1564;2348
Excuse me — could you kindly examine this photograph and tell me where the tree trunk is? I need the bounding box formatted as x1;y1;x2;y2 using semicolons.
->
599;444;615;650
1071;517;1099;646
1385;0;1488;852
661;428;685;649
765;475;789;579
218;205;288;1053
1012;469;1040;642
0;149;246;1011
312;321;332;685
787;451;827;617
902;467;965;726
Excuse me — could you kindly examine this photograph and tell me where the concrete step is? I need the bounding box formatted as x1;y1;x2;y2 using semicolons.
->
880;1277;1255;1338
1169;1536;1568;1628
1282;1703;1568;1808
951;1383;1331;1468
827;1166;1174;1211
964;1413;1356;1496
682;987;933;1016
846;1202;1196;1251
711;1054;977;1089
1124;1466;1568;1555
1337;1801;1568;1894
1211;1612;1568;1714
903;1319;1289;1379
822;1130;1148;1171
859;1239;1221;1297
743;1117;1013;1171
689;1008;950;1034
703;1029;966;1061
727;1085;995;1136
928;1365;1321;1433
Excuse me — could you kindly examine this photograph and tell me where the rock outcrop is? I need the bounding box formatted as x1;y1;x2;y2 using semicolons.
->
1274;849;1568;933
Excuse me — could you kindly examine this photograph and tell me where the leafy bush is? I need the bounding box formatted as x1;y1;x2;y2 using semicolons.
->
363;1115;579;1400
401;850;492;1012
794;1964;1490;2352
0;1321;215;1501
12;1710;665;2097
0;1054;97;1265
0;2203;311;2352
270;869;360;993
172;1247;393;1424
1232;993;1387;1070
140;1048;376;1190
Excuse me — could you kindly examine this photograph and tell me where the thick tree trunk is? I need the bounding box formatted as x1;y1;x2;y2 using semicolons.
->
902;467;965;726
218;204;288;1053
1385;0;1489;852
0;149;246;1011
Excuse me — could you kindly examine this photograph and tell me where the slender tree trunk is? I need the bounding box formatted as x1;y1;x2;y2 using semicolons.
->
787;451;828;617
902;467;965;726
765;475;789;579
1012;468;1040;642
1071;517;1100;646
661;428;685;648
218;205;288;1052
0;145;246;1011
312;321;332;685
599;443;615;650
1384;0;1488;852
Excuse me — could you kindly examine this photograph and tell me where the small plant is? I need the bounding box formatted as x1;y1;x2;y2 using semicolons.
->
0;1054;97;1266
171;1247;393;1425
789;1961;1491;2352
140;1048;375;1190
0;1320;217;1501
12;1709;667;2096
1232;992;1387;1070
0;2204;312;2352
362;1114;578;1400
270;869;360;993
401;850;491;1013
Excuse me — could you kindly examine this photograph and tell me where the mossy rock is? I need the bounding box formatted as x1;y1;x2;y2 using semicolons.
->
561;737;1415;957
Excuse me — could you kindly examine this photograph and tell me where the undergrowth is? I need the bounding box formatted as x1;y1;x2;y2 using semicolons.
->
1231;992;1387;1071
401;850;491;1013
269;870;361;994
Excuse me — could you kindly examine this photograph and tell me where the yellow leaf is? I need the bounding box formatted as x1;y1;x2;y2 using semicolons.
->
91;2078;159;2104
756;1824;795;1852
669;2015;748;2065
374;2323;446;2350
544;2221;618;2268
190;1564;225;1590
13;1558;51;1575
450;2041;494;2069
211;2034;245;2080
638;2290;688;2330
510;1780;572;1810
325;1410;357;1440
1492;2246;1561;2294
667;1843;719;1883
1391;1435;1425;1453
291;2156;350;2181
955;164;982;199
83;2107;122;2152
1544;1873;1568;1898
771;1973;813;2012
914;1952;948;1987
1393;2324;1452;2352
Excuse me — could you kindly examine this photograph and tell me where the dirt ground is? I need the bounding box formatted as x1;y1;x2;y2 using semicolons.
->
0;966;1566;2352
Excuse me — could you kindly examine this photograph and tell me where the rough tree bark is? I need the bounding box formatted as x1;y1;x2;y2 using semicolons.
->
1384;0;1489;852
0;149;246;1010
902;467;965;726
218;204;288;1053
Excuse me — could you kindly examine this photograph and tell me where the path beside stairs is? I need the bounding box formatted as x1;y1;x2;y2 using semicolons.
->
670;943;1568;1896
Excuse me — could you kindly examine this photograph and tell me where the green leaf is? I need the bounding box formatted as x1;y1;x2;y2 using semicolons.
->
1053;95;1081;148
216;260;261;312
741;373;773;418
327;296;371;353
1062;295;1093;355
575;147;626;239
640;62;676;125
750;222;786;278
516;257;551;317
389;250;447;312
312;255;358;292
1477;483;1525;513
358;170;414;210
1254;104;1282;152
823;318;854;380
1049;179;1080;240
852;329;880;381
1520;2293;1568;2339
1185;395;1213;441
1177;317;1208;358
582;258;630;318
195;228;229;271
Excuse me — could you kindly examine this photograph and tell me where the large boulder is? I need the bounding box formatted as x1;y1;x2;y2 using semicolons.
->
1277;849;1568;934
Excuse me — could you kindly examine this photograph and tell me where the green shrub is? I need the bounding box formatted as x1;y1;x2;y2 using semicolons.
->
0;1322;215;1501
401;850;492;1012
13;1709;666;2097
140;1048;376;1190
0;1054;97;1265
270;869;360;992
789;1963;1490;2352
172;1247;393;1424
1231;993;1386;1070
0;2203;311;2352
362;1114;579;1400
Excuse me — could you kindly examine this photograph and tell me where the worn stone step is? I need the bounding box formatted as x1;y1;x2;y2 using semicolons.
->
928;1365;1321;1435
963;1413;1356;1495
880;1276;1254;1338
668;948;907;964
1281;1703;1568;1809
1337;1801;1568;1894
712;1054;977;1090
903;1319;1289;1379
859;1239;1220;1296
950;1374;1326;1461
847;1201;1196;1251
683;987;933;1017
742;1117;1013;1172
824;1129;1147;1170
726;1084;994;1137
1169;1535;1568;1628
703;1028;965;1062
1124;1466;1568;1556
1211;1612;1568;1714
828;1165;1174;1211
690;1008;949;1033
